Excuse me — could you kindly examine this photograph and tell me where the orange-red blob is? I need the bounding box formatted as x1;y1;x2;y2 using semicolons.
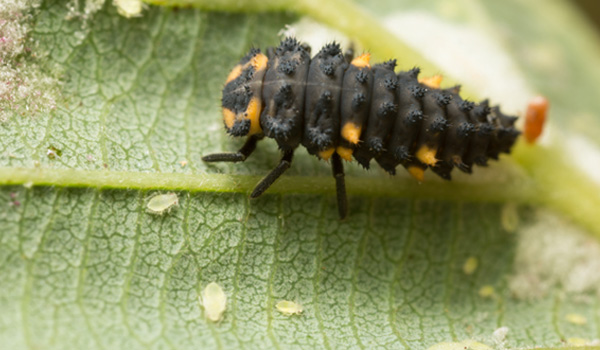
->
524;96;549;144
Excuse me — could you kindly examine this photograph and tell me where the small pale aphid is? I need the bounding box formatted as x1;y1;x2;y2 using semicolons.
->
200;282;227;322
428;339;493;350
501;203;519;232
565;313;587;325
275;300;303;316
478;285;495;299
146;192;178;215
114;0;143;18
567;338;589;346
462;256;478;275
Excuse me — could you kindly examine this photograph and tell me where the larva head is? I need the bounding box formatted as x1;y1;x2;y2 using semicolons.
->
221;48;268;137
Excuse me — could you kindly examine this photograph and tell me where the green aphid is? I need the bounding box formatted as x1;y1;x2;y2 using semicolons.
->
146;192;178;215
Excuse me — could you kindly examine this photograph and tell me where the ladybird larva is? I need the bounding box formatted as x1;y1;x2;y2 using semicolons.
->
203;37;521;219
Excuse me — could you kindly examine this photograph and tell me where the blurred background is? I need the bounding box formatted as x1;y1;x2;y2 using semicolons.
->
575;0;600;29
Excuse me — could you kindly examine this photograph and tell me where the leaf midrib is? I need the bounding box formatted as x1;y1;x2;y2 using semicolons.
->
0;166;537;202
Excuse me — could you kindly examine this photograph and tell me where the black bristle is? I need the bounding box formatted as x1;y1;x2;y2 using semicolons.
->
408;67;420;78
355;70;368;84
384;77;398;90
383;59;397;70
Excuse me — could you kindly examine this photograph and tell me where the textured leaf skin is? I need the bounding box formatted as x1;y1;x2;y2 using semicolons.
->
2;187;600;349
1;0;600;349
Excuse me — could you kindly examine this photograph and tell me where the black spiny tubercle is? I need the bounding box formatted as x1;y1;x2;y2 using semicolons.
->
204;37;521;219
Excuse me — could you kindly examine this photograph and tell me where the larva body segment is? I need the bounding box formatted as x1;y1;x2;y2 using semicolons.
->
204;37;521;218
353;60;399;168
260;38;311;151
337;53;373;161
302;43;347;160
220;49;268;137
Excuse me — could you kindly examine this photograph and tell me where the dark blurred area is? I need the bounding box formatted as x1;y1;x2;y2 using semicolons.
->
575;0;600;31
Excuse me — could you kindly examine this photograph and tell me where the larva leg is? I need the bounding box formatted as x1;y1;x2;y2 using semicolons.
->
331;153;348;219
202;135;262;163
250;150;294;198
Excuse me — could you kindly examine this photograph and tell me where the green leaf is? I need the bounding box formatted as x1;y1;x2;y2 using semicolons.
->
1;0;600;349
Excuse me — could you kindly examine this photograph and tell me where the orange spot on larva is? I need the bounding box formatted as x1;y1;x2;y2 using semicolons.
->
341;122;362;144
419;75;443;89
318;148;335;161
407;166;425;182
336;146;353;161
416;145;438;166
524;96;549;144
351;53;371;68
225;65;242;84
222;108;236;129
251;53;268;71
245;97;263;135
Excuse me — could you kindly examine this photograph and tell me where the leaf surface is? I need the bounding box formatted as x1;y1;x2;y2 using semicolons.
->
1;0;600;349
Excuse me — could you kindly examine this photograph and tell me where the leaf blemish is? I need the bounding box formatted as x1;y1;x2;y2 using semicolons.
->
492;326;509;345
0;0;61;122
509;210;600;299
46;145;62;159
8;192;20;207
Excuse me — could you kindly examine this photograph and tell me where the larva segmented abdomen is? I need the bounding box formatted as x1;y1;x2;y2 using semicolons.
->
220;37;520;181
